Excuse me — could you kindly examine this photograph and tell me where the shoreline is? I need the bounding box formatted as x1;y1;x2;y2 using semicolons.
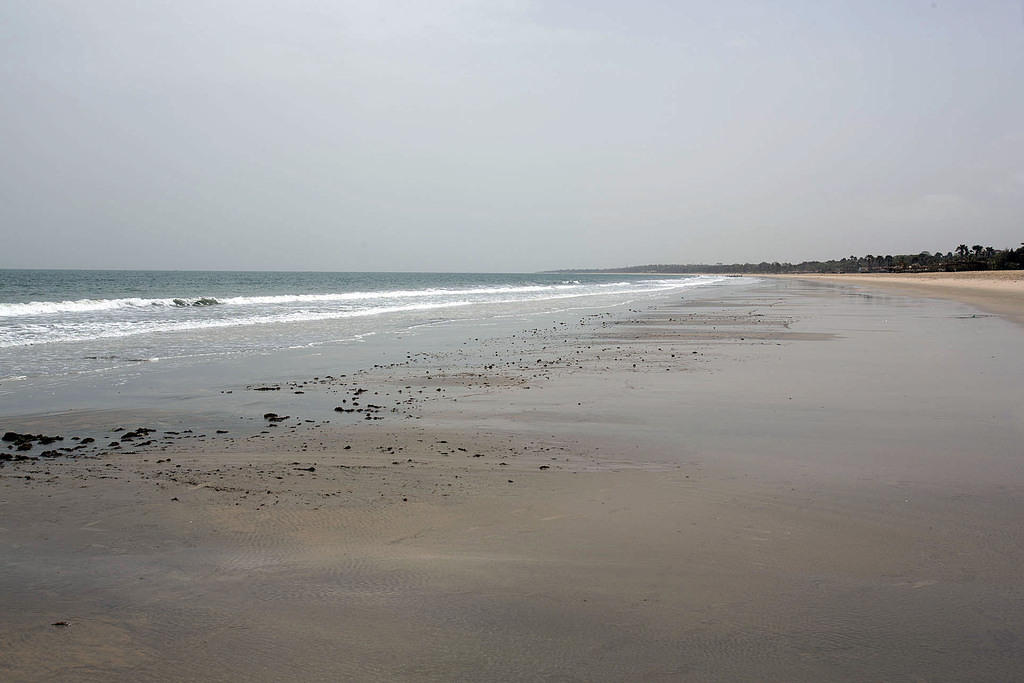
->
2;277;1023;680
759;271;1024;326
0;273;731;422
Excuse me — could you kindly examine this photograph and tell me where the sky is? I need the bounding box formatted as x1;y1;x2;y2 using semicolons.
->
1;1;1023;272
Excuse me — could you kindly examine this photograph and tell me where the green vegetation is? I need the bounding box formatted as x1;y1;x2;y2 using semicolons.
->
558;243;1024;275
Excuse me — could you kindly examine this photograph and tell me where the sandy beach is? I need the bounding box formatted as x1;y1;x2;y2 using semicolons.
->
767;271;1024;326
2;275;1023;681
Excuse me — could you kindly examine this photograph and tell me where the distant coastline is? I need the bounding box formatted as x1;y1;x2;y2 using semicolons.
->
549;242;1024;275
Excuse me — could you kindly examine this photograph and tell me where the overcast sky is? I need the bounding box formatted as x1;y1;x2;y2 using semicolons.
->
2;1;1022;271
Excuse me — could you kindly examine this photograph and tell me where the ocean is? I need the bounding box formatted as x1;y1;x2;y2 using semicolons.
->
0;270;740;424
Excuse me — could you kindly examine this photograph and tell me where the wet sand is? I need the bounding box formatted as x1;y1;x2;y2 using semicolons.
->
768;270;1024;326
2;277;1024;680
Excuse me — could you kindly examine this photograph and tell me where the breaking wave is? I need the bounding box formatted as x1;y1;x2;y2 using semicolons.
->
0;276;736;349
0;282;642;318
0;296;225;317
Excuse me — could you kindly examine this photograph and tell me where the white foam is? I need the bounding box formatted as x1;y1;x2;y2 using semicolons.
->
0;276;737;348
0;296;224;317
0;279;704;318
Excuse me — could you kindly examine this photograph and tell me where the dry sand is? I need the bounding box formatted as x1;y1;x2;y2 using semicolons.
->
767;270;1024;326
2;277;1023;681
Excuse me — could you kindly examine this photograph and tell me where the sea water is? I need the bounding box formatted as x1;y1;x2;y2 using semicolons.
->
0;270;739;420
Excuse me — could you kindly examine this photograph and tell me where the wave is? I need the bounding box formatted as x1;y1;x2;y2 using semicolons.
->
0;281;648;318
0;299;480;347
172;297;221;307
0;296;226;317
0;276;736;348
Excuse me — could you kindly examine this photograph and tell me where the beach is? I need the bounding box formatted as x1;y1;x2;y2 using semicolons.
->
767;271;1024;326
2;273;1023;681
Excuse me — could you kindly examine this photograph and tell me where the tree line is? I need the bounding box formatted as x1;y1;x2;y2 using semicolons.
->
556;243;1024;275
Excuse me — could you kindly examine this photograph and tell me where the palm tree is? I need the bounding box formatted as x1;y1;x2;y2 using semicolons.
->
956;244;969;259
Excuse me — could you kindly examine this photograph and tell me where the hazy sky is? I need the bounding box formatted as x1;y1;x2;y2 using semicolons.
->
2;1;1023;271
